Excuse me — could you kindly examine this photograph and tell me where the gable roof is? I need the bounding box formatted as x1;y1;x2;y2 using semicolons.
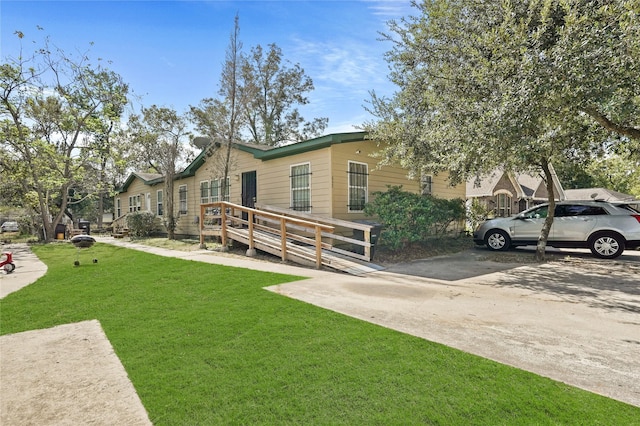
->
120;172;164;192
466;171;521;198
466;166;565;201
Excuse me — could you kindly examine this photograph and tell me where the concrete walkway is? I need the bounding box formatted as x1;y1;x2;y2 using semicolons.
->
1;238;639;422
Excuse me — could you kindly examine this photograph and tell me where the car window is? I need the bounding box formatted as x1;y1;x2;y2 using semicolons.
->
618;203;640;214
522;205;548;219
555;205;607;217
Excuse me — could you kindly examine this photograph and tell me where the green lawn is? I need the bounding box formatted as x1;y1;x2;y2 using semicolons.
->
1;243;638;424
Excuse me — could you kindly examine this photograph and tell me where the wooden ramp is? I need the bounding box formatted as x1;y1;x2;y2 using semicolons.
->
199;202;384;276
226;227;384;276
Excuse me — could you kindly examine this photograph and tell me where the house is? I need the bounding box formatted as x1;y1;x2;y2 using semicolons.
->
115;132;465;238
466;167;565;218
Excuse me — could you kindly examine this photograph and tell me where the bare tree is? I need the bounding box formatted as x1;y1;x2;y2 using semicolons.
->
190;14;244;199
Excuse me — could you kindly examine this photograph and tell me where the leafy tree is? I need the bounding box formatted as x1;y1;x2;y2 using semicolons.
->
364;0;640;260
1;31;128;241
553;161;596;190
240;43;328;146
128;106;191;239
556;152;640;197
587;154;640;197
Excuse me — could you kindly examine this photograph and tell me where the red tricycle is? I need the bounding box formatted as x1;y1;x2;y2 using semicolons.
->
1;251;16;273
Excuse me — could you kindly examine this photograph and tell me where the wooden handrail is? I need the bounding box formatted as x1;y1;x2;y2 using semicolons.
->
199;201;334;268
255;204;379;261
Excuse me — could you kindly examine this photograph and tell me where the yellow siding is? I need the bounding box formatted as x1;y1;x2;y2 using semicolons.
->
117;137;466;237
256;148;332;215
117;179;163;216
329;141;464;221
173;177;197;236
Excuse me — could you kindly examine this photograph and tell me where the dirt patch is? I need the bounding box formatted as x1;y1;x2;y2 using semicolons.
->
0;320;151;425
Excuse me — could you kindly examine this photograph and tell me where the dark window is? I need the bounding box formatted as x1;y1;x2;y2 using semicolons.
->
290;164;311;212
556;205;607;217
348;161;368;212
179;185;188;214
522;205;548;219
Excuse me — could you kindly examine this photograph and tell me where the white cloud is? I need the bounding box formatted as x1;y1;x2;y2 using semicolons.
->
364;0;414;18
290;37;389;92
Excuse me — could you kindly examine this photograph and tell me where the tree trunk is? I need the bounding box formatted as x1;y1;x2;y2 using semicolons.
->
97;191;104;229
165;174;176;240
535;161;557;261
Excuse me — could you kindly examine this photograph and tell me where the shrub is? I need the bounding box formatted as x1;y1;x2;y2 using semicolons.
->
126;212;157;238
467;198;493;232
364;186;466;250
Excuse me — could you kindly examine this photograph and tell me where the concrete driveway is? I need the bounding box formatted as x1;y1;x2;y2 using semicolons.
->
268;247;640;407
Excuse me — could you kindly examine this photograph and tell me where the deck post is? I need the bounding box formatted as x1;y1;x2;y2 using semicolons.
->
280;217;287;262
246;209;256;257
220;203;228;248
199;204;205;247
364;229;371;261
315;225;322;268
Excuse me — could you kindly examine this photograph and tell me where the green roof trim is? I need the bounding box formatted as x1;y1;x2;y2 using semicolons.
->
118;172;164;193
251;132;368;161
118;132;370;192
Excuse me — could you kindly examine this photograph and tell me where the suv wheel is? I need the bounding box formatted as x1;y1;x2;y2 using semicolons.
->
485;229;511;251
589;232;625;259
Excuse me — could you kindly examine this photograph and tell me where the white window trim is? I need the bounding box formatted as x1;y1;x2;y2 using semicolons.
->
179;185;188;214
222;176;230;202
128;195;141;212
156;190;163;216
200;180;210;205
495;192;512;217
290;162;311;213
348;160;368;213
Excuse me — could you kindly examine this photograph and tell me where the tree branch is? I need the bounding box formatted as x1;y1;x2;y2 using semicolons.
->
581;107;640;140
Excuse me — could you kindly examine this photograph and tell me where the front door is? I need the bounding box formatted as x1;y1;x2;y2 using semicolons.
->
241;171;257;221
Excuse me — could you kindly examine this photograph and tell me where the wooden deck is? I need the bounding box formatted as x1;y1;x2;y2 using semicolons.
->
200;202;384;275
226;227;384;276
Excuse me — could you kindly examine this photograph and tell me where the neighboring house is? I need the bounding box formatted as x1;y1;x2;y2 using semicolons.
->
564;187;638;202
466;167;565;218
115;132;465;238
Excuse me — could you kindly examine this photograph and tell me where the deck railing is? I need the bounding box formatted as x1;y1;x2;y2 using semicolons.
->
255;204;380;262
199;202;335;269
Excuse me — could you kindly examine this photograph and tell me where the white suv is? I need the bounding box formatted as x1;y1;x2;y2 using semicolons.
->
0;221;19;233
474;201;640;259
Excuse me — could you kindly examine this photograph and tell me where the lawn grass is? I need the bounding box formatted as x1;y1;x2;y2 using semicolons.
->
1;243;638;424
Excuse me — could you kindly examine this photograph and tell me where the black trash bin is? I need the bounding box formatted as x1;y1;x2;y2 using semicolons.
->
55;223;67;240
352;220;383;260
78;219;91;235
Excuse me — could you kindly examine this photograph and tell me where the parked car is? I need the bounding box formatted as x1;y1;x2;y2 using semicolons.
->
474;200;640;259
1;221;19;233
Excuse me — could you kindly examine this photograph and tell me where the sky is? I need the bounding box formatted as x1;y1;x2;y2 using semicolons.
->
1;0;415;135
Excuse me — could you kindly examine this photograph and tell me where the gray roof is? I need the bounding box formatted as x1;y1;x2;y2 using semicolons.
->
466;167;565;200
564;188;638;202
134;172;163;182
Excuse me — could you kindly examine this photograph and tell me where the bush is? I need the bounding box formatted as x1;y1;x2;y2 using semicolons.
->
467;198;493;232
126;212;157;238
364;186;466;250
